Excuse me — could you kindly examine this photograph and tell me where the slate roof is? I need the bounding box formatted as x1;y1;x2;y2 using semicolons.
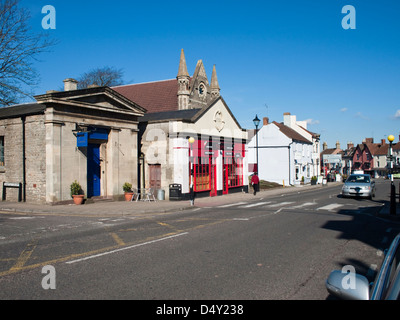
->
0;103;46;120
140;108;200;123
273;121;312;144
112;79;179;113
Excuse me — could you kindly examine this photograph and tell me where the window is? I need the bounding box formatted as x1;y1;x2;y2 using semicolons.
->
194;157;211;192
0;136;4;167
226;157;244;188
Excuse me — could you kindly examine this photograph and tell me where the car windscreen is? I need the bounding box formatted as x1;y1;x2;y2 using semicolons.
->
347;175;370;183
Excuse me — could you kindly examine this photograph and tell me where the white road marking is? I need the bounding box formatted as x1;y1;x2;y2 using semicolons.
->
218;202;248;208
267;202;294;208
289;202;316;209
66;232;189;264
239;202;271;208
316;204;343;211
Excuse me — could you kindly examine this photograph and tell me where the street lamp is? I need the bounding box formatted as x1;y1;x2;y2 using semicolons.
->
253;115;260;174
188;137;195;206
388;135;396;215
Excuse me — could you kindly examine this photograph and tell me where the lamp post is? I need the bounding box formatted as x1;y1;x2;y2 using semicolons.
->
253;115;260;174
188;137;195;206
388;135;396;215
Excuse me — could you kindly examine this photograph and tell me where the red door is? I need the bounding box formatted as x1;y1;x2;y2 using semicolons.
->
210;164;217;197
149;164;161;190
223;164;229;195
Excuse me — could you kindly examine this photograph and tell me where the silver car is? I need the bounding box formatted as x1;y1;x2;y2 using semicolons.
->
326;233;400;300
341;174;376;199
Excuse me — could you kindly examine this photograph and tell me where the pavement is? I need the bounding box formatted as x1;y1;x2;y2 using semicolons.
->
0;182;399;221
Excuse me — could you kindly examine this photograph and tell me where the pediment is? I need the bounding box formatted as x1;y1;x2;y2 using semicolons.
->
191;97;247;140
35;86;146;116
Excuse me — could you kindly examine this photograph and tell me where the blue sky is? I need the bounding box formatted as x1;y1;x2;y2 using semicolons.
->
20;0;400;149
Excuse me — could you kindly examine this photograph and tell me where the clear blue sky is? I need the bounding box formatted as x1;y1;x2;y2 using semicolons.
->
21;0;400;149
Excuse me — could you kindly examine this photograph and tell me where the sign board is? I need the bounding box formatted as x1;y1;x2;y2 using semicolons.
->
76;129;109;148
77;132;88;147
323;154;342;164
3;182;20;188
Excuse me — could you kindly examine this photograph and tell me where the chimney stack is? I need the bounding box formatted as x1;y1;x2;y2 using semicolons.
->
263;117;269;126
63;78;78;91
347;142;354;149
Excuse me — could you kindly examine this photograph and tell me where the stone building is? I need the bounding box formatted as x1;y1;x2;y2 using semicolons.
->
0;49;248;203
113;49;248;199
0;81;145;203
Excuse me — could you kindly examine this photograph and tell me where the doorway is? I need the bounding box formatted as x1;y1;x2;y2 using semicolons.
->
149;164;161;190
87;144;101;198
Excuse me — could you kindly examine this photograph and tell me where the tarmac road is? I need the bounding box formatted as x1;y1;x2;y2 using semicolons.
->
0;179;399;301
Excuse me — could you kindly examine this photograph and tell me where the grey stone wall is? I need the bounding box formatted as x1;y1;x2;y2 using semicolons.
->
0;115;46;203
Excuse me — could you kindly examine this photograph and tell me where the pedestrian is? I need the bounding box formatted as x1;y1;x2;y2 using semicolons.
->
251;172;260;195
189;182;195;206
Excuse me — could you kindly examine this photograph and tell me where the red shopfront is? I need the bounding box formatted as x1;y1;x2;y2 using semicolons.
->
222;142;245;195
190;138;245;197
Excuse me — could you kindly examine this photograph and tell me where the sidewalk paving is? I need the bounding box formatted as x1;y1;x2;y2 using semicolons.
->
1;182;399;221
0;183;340;217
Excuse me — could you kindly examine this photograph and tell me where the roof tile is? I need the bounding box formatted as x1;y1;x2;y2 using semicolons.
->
113;79;179;113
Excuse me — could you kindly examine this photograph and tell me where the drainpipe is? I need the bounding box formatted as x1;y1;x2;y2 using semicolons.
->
21;116;26;202
288;142;293;186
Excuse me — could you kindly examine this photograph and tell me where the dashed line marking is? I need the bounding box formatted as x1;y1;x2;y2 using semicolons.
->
239;202;271;208
218;202;248;208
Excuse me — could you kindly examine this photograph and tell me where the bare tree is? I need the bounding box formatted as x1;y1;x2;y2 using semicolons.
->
77;67;124;89
0;0;56;106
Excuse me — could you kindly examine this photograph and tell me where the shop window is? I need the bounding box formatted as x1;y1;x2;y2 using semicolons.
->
194;157;211;192
226;157;244;188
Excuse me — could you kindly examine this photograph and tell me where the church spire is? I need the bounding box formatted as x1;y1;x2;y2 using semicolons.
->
177;48;189;78
177;49;190;110
210;64;220;98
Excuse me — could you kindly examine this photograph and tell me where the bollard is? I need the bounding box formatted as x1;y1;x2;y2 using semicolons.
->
390;183;396;215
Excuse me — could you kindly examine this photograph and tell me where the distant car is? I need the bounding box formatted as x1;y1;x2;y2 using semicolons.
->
326;233;400;300
392;173;400;179
341;174;375;199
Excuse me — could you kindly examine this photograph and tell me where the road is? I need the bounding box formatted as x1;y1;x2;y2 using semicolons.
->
0;178;399;302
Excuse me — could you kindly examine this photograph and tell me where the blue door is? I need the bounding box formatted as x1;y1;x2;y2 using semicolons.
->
87;144;101;198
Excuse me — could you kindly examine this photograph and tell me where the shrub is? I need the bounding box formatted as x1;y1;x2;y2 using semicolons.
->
70;181;83;197
123;182;133;193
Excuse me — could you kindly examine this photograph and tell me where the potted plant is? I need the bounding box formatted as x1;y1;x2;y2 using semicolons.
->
123;182;134;201
311;176;317;185
70;180;84;205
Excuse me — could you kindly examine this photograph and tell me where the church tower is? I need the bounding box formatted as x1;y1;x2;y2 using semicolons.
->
177;49;190;110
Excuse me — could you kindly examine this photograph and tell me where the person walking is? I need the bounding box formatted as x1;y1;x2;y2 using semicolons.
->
251;172;260;195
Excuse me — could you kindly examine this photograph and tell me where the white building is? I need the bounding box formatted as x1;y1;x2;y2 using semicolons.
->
248;115;316;186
